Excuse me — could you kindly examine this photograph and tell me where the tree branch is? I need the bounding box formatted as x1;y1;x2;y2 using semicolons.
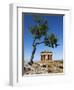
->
35;41;44;46
32;38;36;46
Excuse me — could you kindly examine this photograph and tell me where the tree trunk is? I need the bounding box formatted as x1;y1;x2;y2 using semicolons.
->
30;45;36;64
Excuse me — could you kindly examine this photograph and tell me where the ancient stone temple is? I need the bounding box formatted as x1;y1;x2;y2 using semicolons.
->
40;51;53;62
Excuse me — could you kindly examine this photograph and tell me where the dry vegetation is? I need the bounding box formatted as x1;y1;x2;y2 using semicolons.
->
24;60;63;75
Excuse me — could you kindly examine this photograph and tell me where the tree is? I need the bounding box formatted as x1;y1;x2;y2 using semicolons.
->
29;15;58;65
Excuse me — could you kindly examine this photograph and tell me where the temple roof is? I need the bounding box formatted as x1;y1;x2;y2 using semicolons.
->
41;50;52;53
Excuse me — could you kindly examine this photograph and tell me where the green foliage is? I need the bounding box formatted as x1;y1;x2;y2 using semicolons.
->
29;15;48;40
44;33;58;48
49;33;58;48
29;15;58;48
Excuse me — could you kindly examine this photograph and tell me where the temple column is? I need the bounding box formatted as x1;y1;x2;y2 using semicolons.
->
48;55;49;60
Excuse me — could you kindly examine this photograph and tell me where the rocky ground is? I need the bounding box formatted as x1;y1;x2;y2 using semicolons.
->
24;60;63;75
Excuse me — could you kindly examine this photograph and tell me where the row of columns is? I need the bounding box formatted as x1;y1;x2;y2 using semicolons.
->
41;54;52;61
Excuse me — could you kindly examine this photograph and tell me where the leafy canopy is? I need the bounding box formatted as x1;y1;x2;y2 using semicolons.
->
29;15;58;48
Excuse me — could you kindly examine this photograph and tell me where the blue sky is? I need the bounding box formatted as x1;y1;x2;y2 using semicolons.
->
23;13;63;62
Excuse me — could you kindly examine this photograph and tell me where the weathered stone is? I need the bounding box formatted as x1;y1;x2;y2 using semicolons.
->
24;61;63;75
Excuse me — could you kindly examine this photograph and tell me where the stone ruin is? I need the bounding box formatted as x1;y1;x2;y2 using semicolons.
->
40;50;53;62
